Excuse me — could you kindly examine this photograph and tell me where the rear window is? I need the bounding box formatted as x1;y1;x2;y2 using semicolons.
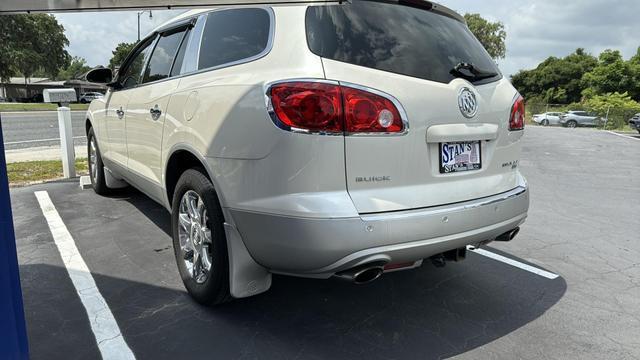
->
198;8;271;70
305;2;501;84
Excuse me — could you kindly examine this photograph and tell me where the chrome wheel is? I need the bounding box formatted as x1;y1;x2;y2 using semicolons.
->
178;190;213;284
89;137;98;183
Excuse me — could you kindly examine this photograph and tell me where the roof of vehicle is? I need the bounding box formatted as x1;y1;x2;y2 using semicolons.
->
150;0;464;36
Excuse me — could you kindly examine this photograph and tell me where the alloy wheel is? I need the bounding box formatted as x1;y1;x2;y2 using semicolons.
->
89;137;98;183
178;190;213;284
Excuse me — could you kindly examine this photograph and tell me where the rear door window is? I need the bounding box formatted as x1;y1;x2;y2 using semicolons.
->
143;29;188;83
306;2;501;84
198;8;271;70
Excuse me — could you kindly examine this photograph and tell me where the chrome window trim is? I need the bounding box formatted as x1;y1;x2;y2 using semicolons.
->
263;78;410;137
180;14;206;75
111;7;274;92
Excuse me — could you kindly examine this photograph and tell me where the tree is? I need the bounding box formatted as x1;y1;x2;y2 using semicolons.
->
56;56;92;80
464;13;506;60
0;16;19;81
584;92;640;129
511;49;598;104
109;42;137;70
6;14;70;84
596;50;638;98
583;50;640;101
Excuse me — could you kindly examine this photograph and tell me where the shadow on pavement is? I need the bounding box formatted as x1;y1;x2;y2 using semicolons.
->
21;185;568;359
22;260;566;360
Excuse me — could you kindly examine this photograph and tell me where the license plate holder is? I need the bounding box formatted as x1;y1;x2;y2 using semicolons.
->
439;141;482;174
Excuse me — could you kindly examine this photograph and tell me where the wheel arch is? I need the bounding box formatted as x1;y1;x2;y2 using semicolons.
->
85;117;93;135
164;145;222;209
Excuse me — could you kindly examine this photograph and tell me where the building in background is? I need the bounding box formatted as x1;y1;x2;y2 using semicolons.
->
0;77;106;103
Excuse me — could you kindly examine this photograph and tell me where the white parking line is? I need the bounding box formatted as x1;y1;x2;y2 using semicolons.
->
468;247;559;280
35;191;136;360
605;131;640;142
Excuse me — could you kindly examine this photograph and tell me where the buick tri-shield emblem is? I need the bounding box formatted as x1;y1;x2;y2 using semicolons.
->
458;88;478;118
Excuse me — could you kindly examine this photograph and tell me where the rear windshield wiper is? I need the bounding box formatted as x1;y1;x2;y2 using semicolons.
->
450;62;499;82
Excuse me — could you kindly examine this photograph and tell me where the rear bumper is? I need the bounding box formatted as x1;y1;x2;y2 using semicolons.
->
230;179;529;278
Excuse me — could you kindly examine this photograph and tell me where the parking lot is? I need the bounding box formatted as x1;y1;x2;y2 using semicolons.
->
11;126;640;359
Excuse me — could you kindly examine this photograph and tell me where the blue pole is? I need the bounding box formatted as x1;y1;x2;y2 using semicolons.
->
0;113;29;359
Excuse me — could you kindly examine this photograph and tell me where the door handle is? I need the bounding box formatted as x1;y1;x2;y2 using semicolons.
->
116;107;124;119
150;105;162;121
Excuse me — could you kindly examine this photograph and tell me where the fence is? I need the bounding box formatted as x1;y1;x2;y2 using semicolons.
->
526;103;639;131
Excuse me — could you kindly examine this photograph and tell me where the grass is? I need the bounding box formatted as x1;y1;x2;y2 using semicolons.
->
7;158;88;185
0;103;90;112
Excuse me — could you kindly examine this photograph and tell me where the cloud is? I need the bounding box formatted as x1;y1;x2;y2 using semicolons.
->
55;9;184;67
53;1;639;76
439;0;639;75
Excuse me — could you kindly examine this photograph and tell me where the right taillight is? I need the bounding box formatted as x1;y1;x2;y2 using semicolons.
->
509;96;525;131
267;81;405;135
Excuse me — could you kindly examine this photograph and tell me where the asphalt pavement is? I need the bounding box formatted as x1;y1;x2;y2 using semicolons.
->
10;126;640;359
0;111;87;150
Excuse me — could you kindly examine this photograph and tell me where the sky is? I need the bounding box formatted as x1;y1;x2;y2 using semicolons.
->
54;0;640;77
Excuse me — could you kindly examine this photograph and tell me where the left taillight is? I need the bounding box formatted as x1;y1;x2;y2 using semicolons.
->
509;96;525;131
267;81;405;135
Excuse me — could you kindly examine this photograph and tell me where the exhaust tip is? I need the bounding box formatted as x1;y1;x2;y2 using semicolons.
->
495;227;520;242
353;267;384;285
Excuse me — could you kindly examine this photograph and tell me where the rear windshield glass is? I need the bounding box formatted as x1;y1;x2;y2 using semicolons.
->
305;2;501;84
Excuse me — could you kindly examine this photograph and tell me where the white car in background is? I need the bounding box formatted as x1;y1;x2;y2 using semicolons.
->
85;1;529;305
533;112;563;126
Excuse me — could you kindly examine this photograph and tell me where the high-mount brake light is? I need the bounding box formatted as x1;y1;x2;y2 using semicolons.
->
268;81;405;135
509;96;525;131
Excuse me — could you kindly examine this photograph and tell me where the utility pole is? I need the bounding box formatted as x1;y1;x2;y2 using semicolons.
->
137;10;153;42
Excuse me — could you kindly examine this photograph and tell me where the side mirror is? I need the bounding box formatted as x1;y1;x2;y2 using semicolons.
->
86;67;114;84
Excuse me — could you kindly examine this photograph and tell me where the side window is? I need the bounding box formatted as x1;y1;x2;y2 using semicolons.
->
198;8;270;70
119;38;155;90
170;29;190;77
143;29;187;83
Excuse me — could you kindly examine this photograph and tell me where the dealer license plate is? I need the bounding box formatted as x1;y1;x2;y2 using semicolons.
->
439;141;482;173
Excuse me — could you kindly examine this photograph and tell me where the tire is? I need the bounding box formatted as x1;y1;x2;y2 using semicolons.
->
87;128;111;195
542;119;549;126
80;99;87;104
171;168;232;306
567;120;578;128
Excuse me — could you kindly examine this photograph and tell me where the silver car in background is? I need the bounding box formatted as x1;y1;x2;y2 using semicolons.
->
629;113;640;134
533;112;563;126
560;110;602;128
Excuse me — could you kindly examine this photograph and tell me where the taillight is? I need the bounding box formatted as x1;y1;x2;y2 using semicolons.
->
269;82;343;133
509;96;525;131
342;86;404;133
268;81;405;135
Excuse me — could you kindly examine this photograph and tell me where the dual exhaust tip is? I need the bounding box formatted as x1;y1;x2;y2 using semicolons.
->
335;227;521;285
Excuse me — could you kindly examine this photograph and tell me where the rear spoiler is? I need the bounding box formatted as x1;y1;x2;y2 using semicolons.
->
364;0;465;24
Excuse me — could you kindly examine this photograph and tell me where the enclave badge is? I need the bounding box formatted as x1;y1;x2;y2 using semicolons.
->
458;87;478;118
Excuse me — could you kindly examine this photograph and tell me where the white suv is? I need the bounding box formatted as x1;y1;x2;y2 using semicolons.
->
85;1;529;305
